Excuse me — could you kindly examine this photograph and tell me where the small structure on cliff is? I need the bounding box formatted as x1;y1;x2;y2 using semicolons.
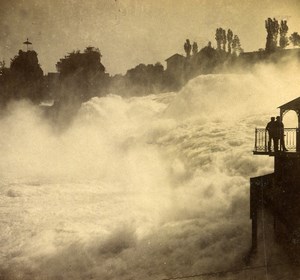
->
165;53;187;89
251;97;300;261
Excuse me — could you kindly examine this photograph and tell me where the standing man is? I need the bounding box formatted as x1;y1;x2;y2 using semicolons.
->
266;117;278;152
276;116;288;152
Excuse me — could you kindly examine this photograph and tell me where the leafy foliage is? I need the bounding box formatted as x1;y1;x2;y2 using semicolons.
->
192;42;198;56
232;35;243;55
265;18;279;53
0;50;44;104
184;39;192;57
125;62;164;95
215;28;225;50
289;32;300;47
56;47;107;103
227;29;233;54
279;20;289;49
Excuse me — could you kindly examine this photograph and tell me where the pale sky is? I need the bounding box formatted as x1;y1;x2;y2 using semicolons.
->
1;0;300;75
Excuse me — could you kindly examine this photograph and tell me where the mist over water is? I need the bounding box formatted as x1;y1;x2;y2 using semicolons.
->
1;63;300;279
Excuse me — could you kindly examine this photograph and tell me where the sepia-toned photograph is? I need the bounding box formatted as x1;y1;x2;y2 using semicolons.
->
1;0;300;279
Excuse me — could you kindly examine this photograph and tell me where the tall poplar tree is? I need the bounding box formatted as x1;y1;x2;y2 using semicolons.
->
265;18;279;53
279;20;289;49
227;29;233;54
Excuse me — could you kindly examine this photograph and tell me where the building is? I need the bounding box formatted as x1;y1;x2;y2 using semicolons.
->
165;53;186;75
251;97;300;261
164;53;187;89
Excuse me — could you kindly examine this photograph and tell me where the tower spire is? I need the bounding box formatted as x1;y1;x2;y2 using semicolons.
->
23;38;32;51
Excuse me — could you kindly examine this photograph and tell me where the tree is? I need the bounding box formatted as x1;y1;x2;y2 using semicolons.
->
192;42;198;55
0;50;44;104
232;35;243;55
279;20;289;49
56;46;107;103
227;29;233;54
265;18;279;53
125;62;164;95
215;28;223;50
10;50;43;79
289;32;300;46
194;45;222;74
222;29;227;51
56;47;104;78
184;39;192;57
215;28;228;51
0;60;5;75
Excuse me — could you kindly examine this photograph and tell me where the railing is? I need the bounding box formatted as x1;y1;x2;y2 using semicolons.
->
254;128;299;153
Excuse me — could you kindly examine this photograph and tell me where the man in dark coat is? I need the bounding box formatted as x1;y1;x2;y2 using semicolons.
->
276;116;288;151
266;117;278;152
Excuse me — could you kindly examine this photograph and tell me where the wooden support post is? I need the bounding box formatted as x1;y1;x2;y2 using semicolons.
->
250;180;258;249
265;130;268;152
297;128;300;152
252;214;257;249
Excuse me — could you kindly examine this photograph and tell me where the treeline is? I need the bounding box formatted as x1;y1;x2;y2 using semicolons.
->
180;28;243;83
0;50;45;105
108;62;166;97
0;17;299;124
265;18;300;52
0;46;169;124
0;48;167;105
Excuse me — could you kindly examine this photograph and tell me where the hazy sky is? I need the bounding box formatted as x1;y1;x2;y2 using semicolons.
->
1;0;300;75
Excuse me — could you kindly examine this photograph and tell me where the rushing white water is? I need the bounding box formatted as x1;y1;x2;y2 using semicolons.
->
1;63;300;280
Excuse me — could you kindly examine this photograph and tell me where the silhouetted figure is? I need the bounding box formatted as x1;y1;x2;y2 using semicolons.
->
266;117;278;152
276;116;288;151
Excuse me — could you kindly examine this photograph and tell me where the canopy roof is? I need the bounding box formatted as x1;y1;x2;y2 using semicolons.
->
23;38;32;45
278;97;300;111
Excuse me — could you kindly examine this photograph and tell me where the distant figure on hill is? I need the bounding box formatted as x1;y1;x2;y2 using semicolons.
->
276;116;288;151
266;117;278;152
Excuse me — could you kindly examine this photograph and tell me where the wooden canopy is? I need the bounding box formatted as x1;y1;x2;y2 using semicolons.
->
279;97;300;127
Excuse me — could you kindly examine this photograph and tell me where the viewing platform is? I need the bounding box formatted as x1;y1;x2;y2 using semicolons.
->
250;96;300;256
254;96;300;157
253;127;300;156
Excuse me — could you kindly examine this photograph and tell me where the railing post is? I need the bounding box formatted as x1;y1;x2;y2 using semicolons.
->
255;128;257;152
296;128;300;152
265;130;268;152
254;127;299;153
285;128;289;148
